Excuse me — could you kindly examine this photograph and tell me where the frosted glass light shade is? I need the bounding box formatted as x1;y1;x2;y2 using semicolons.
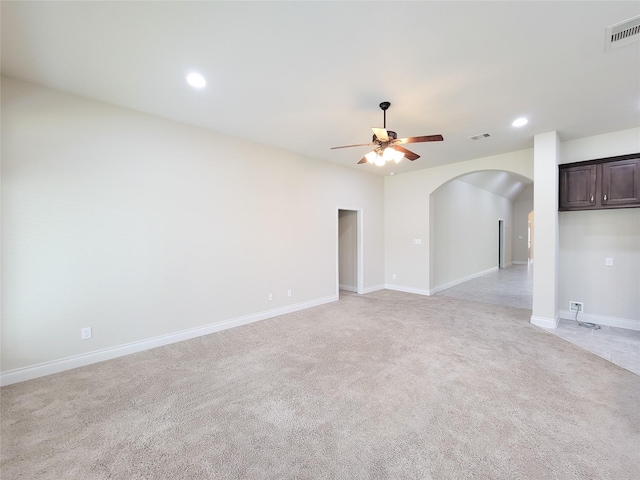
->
365;151;378;163
382;148;395;161
392;150;405;163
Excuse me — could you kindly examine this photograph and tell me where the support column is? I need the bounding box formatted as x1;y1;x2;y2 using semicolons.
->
531;131;560;328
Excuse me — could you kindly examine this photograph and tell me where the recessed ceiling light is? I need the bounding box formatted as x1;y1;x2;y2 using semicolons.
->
186;73;206;88
512;117;528;127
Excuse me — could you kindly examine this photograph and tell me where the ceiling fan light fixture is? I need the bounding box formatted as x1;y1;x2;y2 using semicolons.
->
382;147;395;161
365;151;378;163
330;101;443;166
392;150;405;163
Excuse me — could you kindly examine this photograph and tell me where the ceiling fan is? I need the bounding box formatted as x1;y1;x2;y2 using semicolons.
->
331;102;443;166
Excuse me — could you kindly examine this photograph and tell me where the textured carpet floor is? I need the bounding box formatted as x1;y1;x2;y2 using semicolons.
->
2;290;639;479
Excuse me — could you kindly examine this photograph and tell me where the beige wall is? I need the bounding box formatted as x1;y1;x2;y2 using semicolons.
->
1;77;385;373
559;209;639;321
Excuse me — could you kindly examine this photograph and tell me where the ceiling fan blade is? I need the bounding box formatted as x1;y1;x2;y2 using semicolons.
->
372;127;389;142
357;156;369;164
330;143;374;150
392;145;420;161
396;134;444;144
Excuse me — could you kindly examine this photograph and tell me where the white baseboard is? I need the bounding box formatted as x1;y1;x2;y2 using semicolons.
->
559;310;640;331
513;261;529;265
531;314;560;329
384;284;431;296
339;283;357;292
430;266;498;295
361;284;385;294
0;294;338;387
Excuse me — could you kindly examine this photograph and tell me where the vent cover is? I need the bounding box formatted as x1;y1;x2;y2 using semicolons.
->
469;133;490;141
605;15;640;50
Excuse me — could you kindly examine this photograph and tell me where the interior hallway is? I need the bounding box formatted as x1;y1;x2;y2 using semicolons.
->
435;264;640;376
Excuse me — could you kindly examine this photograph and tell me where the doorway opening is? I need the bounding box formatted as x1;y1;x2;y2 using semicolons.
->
337;208;363;296
498;219;505;269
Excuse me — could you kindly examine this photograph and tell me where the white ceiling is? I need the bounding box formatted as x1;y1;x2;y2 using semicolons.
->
2;1;639;177
457;171;532;201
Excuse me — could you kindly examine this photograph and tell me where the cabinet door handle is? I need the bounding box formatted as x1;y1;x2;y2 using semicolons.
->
603;194;607;202
590;195;594;202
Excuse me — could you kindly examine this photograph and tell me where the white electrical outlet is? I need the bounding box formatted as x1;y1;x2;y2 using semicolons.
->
392;274;397;280
81;327;92;340
287;289;292;297
569;301;583;313
268;293;273;301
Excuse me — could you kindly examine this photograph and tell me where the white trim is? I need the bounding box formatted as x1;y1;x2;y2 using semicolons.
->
429;266;498;294
0;294;338;387
559;310;640;331
385;284;431;296
361;284;385;294
530;314;560;329
339;284;357;292
513;261;529;265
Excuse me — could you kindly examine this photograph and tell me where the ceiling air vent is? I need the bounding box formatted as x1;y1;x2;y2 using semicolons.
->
469;133;490;141
605;15;640;50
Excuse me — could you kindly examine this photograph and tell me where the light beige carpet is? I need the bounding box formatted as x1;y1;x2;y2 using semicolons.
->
2;290;639;479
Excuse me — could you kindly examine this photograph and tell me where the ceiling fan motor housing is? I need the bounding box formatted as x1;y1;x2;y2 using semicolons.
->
372;130;397;143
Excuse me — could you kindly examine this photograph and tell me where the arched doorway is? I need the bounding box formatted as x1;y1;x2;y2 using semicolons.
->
429;170;533;296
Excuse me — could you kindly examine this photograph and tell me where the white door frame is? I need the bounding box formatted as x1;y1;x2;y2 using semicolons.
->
336;207;364;295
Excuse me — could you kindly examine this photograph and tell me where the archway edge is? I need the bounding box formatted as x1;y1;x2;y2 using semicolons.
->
431;169;533;197
420;148;534;196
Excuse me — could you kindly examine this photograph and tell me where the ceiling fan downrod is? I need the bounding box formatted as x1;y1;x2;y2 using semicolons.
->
380;101;390;128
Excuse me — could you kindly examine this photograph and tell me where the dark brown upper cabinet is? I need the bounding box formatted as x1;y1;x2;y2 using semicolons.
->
559;153;640;211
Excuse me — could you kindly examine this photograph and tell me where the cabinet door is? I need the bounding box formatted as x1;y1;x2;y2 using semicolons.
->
559;164;596;210
601;159;640;207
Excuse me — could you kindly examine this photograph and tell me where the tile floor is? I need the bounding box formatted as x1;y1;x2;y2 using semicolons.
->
435;264;640;376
